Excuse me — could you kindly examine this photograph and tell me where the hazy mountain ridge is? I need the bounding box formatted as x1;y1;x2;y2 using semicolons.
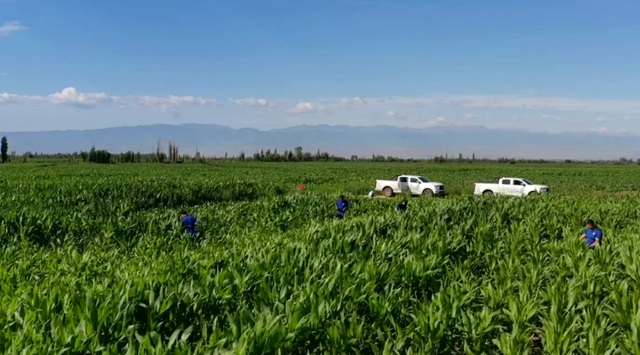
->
1;124;638;160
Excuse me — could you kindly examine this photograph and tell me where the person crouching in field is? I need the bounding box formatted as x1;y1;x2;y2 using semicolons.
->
580;219;602;248
396;199;408;212
181;211;198;237
336;195;349;219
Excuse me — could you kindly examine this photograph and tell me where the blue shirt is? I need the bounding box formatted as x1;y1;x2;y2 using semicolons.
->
337;200;348;216
584;227;602;246
182;215;197;236
396;203;407;211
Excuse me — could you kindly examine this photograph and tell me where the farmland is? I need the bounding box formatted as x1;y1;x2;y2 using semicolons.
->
1;162;640;354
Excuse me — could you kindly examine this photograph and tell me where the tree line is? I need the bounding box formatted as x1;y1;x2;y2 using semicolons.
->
1;136;7;164
1;136;640;165
248;147;349;162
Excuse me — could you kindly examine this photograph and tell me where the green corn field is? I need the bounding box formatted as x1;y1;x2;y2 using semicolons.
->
1;162;640;354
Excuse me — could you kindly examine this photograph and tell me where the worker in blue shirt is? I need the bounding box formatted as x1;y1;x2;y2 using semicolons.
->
396;199;408;212
336;195;349;219
580;219;602;248
181;211;198;236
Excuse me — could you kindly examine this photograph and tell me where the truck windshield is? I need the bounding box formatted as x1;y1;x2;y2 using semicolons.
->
418;177;429;183
523;179;534;185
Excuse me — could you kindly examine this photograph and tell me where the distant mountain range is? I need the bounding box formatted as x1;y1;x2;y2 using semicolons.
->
1;124;638;160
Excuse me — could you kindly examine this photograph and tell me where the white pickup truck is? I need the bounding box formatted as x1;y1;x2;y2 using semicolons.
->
474;177;549;196
375;175;445;197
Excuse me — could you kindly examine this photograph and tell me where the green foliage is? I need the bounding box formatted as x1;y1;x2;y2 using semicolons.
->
0;162;639;353
1;136;8;163
82;146;113;164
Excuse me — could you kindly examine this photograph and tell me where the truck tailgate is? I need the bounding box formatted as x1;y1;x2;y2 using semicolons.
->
376;180;395;190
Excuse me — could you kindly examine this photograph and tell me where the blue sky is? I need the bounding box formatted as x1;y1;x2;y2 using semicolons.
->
1;0;640;133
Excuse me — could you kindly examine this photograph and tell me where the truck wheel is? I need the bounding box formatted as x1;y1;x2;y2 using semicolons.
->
422;189;434;197
528;191;538;196
483;190;493;196
383;187;394;197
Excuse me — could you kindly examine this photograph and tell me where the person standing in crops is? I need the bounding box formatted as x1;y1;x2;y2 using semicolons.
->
580;219;602;248
396;199;408;212
181;211;198;237
336;195;349;219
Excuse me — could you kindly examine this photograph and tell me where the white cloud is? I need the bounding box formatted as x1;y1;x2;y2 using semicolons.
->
348;95;640;114
228;98;269;107
0;87;221;112
287;102;319;114
48;87;112;108
416;116;448;126
377;97;439;105
596;116;606;122
341;97;367;105
5;89;640;134
0;21;27;37
8;90;640;117
313;94;640;117
592;127;609;133
0;92;41;103
0;93;21;103
114;95;220;112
